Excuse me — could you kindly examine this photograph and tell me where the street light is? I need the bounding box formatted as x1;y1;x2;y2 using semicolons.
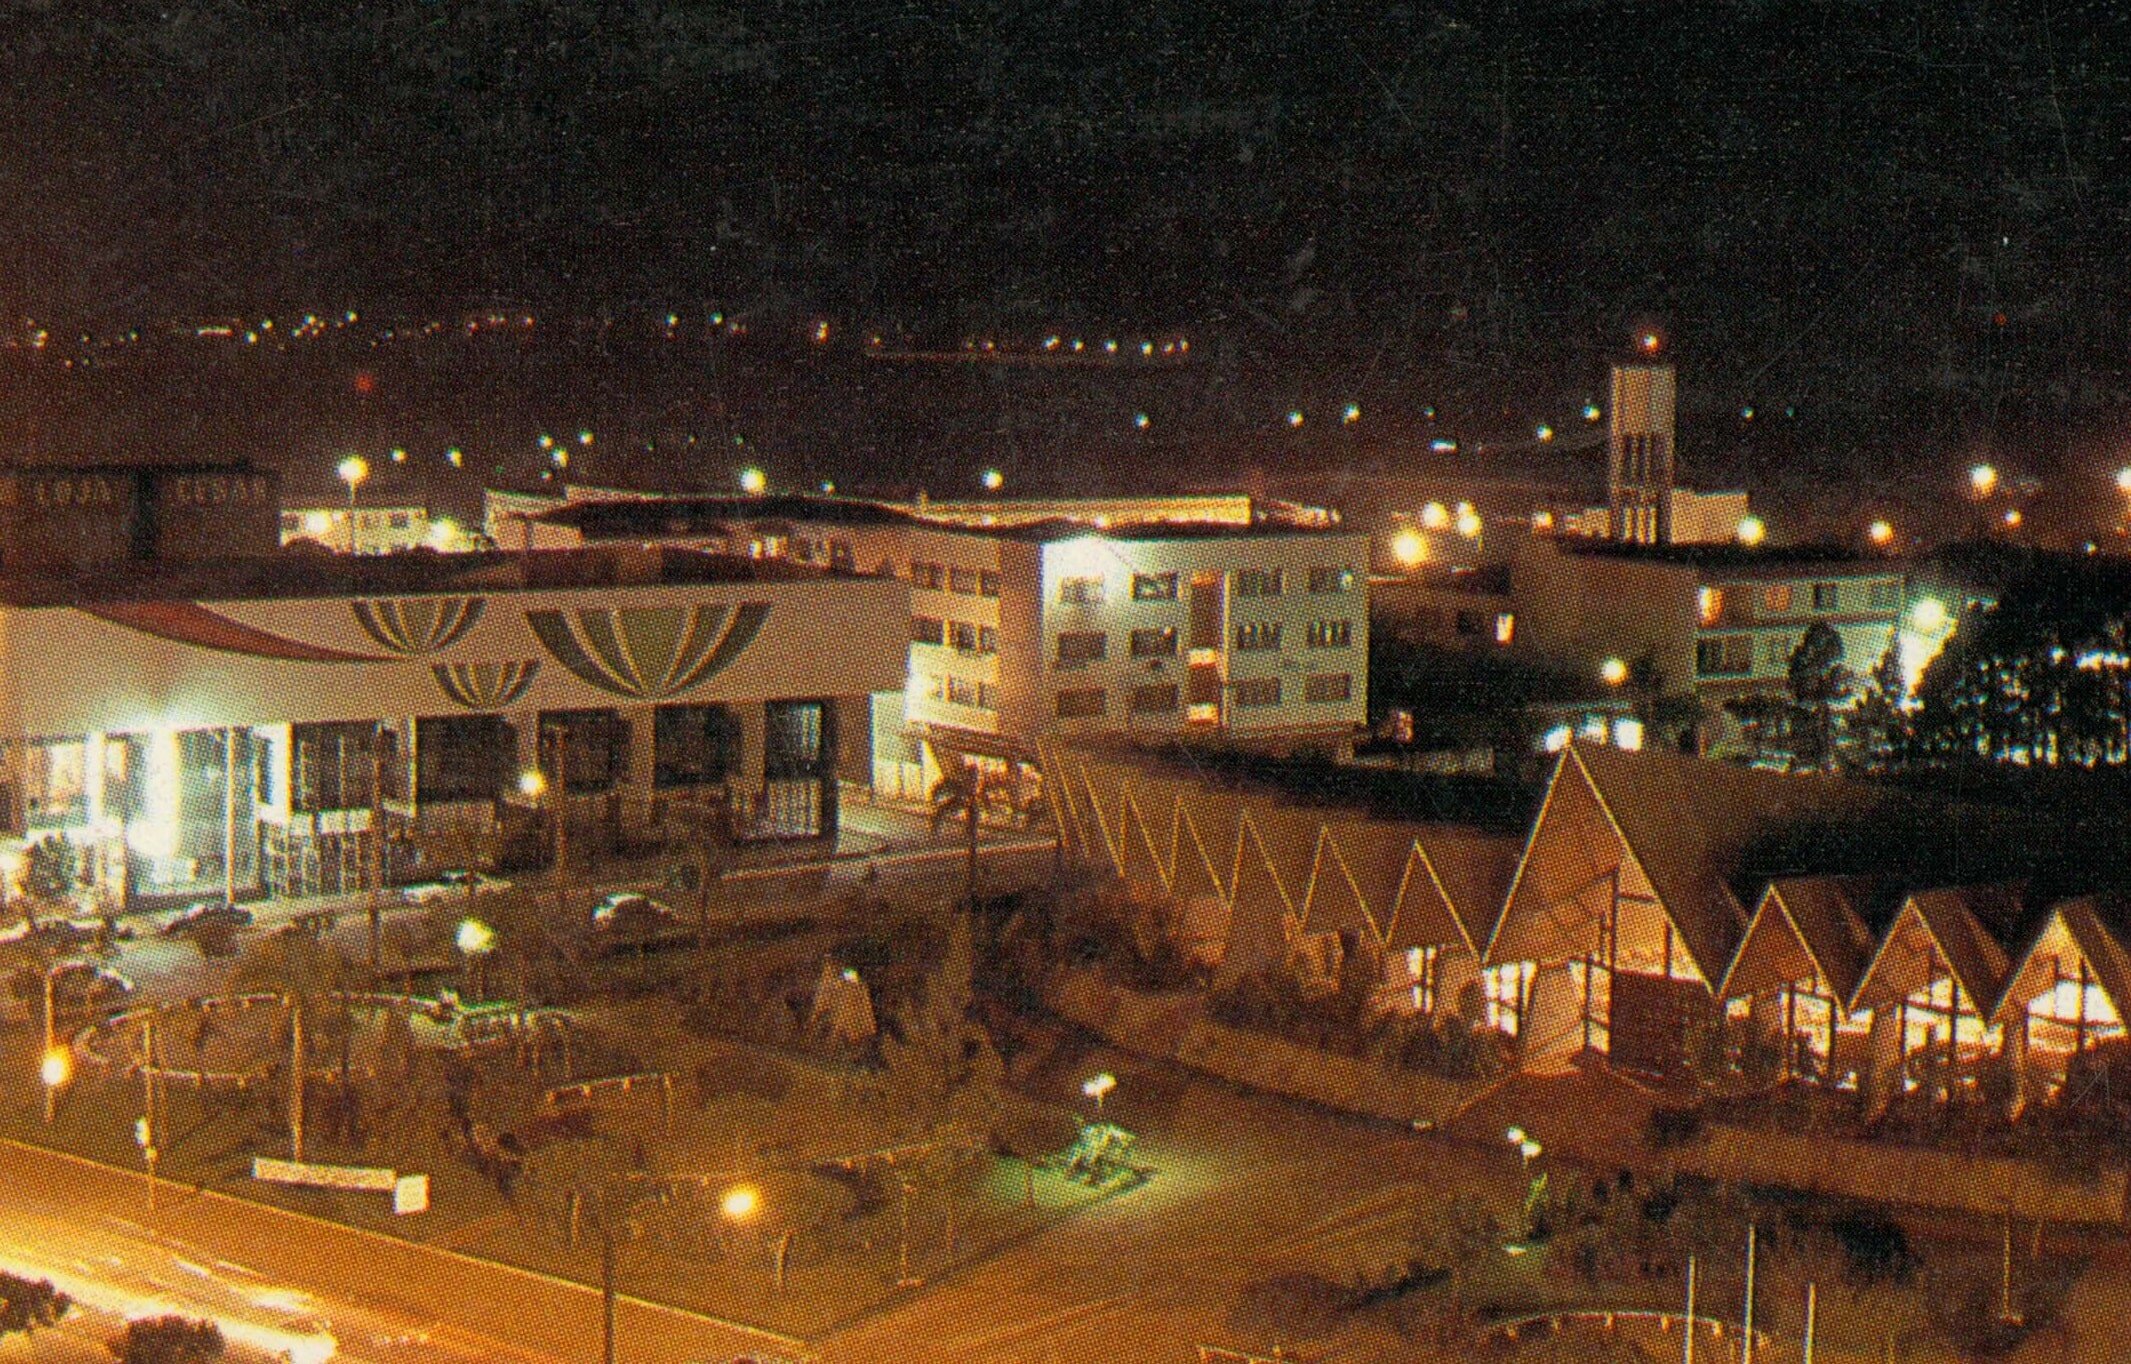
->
981;468;1005;492
457;918;495;1002
1390;527;1427;570
1867;519;1895;548
738;466;768;496
337;454;369;509
1082;1071;1117;1116
41;1045;70;1124
1737;514;1767;547
1600;657;1629;687
721;1184;761;1222
1970;463;1999;498
518;767;548;800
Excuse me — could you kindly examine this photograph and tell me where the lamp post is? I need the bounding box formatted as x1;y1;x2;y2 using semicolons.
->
456;918;495;1003
1082;1071;1117;1117
40;963;71;1125
337;455;369;551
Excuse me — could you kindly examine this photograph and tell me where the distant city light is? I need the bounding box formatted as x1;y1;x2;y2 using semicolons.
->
1140;340;1154;356
578;430;594;446
1737;515;1767;546
814;320;831;343
456;919;495;956
1639;332;1661;352
1867;519;1895;547
1970;463;1999;497
1429;438;1459;454
538;434;555;450
1531;510;1556;531
2115;468;2131;495
1583;403;1602;422
302;511;331;537
1740;406;1755;420
1390;527;1427;569
2004;508;2023;527
1343;403;1361;424
389;447;407;463
739;466;768;496
1133;412;1150;429
1454;505;1483;540
447;447;464;468
1535;424;1554;442
1600;657;1629;686
820;480;837;495
1103;339;1118;354
1420;501;1450;530
1286;410;1305;428
981;468;1005;492
517;768;547;799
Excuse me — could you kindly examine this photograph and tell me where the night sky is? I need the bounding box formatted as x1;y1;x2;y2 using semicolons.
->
4;2;2130;523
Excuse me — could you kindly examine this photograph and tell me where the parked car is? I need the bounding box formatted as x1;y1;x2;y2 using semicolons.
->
160;901;255;937
47;961;134;1016
0;918;95;952
590;893;680;939
400;870;511;905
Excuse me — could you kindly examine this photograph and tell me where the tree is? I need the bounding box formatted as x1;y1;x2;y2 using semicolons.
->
108;1315;224;1364
23;833;78;909
1787;621;1852;772
231;923;354;1162
1843;632;1910;771
0;1272;70;1340
929;764;1025;902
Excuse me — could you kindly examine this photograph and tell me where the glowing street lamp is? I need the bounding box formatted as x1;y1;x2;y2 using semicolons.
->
2116;468;2131;496
41;1045;70;1124
1867;519;1895;548
1082;1071;1117;1115
981;468;1005;492
1970;463;1999;498
1390;527;1427;570
456;917;495;1002
518;768;548;800
1737;514;1767;547
336;454;369;512
1600;657;1629;687
738;466;768;496
721;1184;761;1222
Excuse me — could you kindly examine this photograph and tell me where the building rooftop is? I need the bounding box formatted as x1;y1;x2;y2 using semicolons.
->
0;545;848;608
1554;536;1901;579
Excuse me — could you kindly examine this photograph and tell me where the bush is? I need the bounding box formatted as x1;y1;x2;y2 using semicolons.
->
108;1315;224;1364
1646;1104;1707;1150
1831;1212;1917;1287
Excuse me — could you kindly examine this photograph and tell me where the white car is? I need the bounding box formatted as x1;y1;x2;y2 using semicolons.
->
399;871;510;904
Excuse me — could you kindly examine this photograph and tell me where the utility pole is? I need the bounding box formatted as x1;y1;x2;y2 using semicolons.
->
140;1013;161;1226
289;995;306;1163
1741;1223;1757;1364
1682;1253;1697;1364
1802;1282;1817;1364
369;726;387;971
223;727;239;908
601;1220;617;1364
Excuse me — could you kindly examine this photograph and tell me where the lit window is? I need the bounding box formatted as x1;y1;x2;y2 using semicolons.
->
1056;631;1107;665
1542;725;1572;752
1305;620;1353;648
1234;568;1284;597
1698;587;1723;626
1612;718;1645;751
1494;612;1515;644
1763;583;1794;613
1308;566;1355;594
1131;572;1180;601
1235;622;1282;651
1129;627;1178;657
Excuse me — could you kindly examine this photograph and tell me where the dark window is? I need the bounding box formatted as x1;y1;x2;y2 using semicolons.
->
291;721;381;811
1131;572;1180;601
765;700;833;779
1131;683;1180;714
1233;677;1282;707
911;616;945;645
538;710;627;793
1235;568;1284;597
1812;582;1841;611
1056;631;1107;664
1129;627;1178;657
1235;621;1282;650
909;562;945;589
946;676;983;707
1454;611;1484;636
1308;566;1355;594
1696;635;1755;677
948;620;981;651
1304;673;1353;703
979;625;998;653
1055;688;1107;718
1059;576;1105;605
949;566;980;594
654;704;742;788
416;716;514;803
1868;579;1901;610
979;571;1001;598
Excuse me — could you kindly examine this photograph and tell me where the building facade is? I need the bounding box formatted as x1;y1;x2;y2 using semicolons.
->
0;547;906;903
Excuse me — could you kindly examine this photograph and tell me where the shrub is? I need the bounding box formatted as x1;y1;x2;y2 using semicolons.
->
1646;1104;1707;1150
108;1314;224;1364
1831;1212;1917;1287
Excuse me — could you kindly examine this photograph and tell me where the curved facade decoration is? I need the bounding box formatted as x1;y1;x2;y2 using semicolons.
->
353;596;486;654
433;660;541;710
82;601;393;663
526;602;770;700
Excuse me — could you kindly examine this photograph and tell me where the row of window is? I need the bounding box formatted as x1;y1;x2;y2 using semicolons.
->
910;562;1002;597
1056;565;1356;607
1054;620;1352;663
911;616;999;653
1703;578;1902;625
1052;672;1352;718
922;675;1001;711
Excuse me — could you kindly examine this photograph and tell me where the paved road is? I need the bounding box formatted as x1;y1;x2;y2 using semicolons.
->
0;1138;800;1364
